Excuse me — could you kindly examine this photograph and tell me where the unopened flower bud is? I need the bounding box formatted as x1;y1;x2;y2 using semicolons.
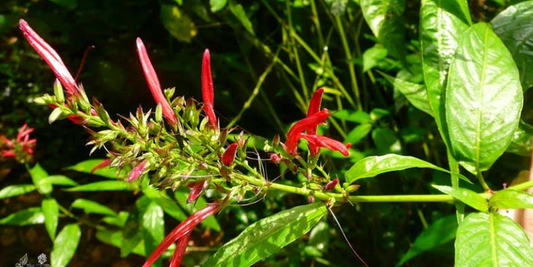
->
324;178;339;191
345;184;361;193
272;134;280;148
222;143;238;166
269;153;281;165
53;79;65;103
308;195;315;203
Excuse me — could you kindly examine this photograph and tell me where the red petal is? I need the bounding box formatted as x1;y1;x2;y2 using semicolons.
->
127;160;147;182
285;109;329;155
187;180;208;203
221;143;238;166
202;49;218;130
169;231;192;267
300;134;350;156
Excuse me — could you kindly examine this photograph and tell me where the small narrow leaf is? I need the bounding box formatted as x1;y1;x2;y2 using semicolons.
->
66;159;119;179
229;2;254;35
492;1;533;90
490;189;533;209
66;181;133;191
204;203;327;267
29;163;53;195
455;212;533;266
42;198;59;241
0;184;36;199
446;23;523;174
432;185;488;212
345;154;470;184
51;224;81;267
142;201;164;267
210;0;228;12
0;207;44;225
71;198;118;217
379;71;433;115
40;175;78;187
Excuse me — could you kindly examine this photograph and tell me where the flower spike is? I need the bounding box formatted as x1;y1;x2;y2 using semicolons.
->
19;19;79;96
285;109;330;155
202;49;218;130
136;38;178;126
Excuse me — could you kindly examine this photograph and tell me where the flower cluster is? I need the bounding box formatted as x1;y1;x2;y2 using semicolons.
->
0;124;37;163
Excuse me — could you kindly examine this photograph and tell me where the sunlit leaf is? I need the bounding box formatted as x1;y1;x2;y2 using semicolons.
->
42;198;59;241
432;185;488;212
160;4;197;43
490;189;533;209
229;1;254;35
40;175;78;187
66;159;119;179
363;45;388;72
66;180;133;191
204;203;327;267
0;207;44;225
0;184;36;199
29;163;53;195
455;212;533;266
71;198;118;217
446;23;523;174
379;71;433;115
51;224;81;267
345;123;373;145
506;121;533;156
492;1;533;90
142;201;165;267
372;128;401;154
210;0;228;12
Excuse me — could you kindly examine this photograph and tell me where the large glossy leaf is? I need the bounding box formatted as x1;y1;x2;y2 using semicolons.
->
361;0;406;63
51;224;81;267
455;212;533;266
420;0;471;134
344;154;469;184
29;163;52;195
204;203;327;267
42;198;59;241
490;189;533;209
71;198;118;217
142;201;164;267
507;121;533;156
432;185;488;211
66;180;133;191
446;23;523;174
0;184;36;199
397;215;457;266
0;207;44;225
492;1;533;90
380;71;433;115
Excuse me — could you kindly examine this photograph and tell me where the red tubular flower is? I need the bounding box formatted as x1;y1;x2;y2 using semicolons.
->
187;180;208;203
127;160;147;182
169;230;191;267
221;143;238;166
306;88;325;154
19;19;79;96
324;178;339;191
202;49;218;130
300;133;351;156
285;109;330;155
142;203;221;267
90;159;111;174
136;38;178;126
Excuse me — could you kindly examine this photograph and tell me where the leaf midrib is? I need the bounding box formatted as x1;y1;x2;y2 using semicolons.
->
474;26;490;172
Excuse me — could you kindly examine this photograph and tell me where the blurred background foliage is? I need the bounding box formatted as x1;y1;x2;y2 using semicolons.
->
1;0;532;266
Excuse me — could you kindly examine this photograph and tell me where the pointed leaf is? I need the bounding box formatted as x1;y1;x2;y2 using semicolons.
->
455;212;533;267
142;201;165;267
446;23;523;174
29;163;53;195
0;207;44;225
42;198;59;241
161;4;197;43
210;0;228;12
420;0;471;135
361;0;406;62
492;1;533;90
144;186;188;222
71;198;118;217
0;184;36;199
380;71;433;115
40;175;78;187
490;189;533;209
397;215;458;266
66;159;119;179
66;180;133;191
345;154;470;184
51;224;81;267
204;203;327;267
229;2;254;35
432;185;488;211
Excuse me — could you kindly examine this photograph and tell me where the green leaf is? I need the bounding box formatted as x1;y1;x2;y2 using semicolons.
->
455;212;533;266
345;123;373;145
66;159;119;179
490;189;533;209
210;0;228;12
144;186;188;222
379;71;433;115
142;201;165;267
372;128;401;154
103;211;129;228
397;215;458;266
51;224;81;267
160;4;197;43
71;198;118;217
362;45;388;72
204;203;327;267
446;23;523;174
492;1;533;90
122;196;149;257
0;184;36;199
42;198;59;241
66;180;133;191
29;163;53;195
345;154;470;184
507;121;533;156
432;185;488;211
0;207;44;225
96;229;146;257
40;175;78;187
420;0;471;137
332;110;371;124
229;1;254;35
361;0;406;63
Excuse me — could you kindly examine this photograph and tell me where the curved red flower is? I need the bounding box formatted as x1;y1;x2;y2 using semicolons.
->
285;109;330;155
136;38;178;126
202;49;218;130
300;133;351;156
